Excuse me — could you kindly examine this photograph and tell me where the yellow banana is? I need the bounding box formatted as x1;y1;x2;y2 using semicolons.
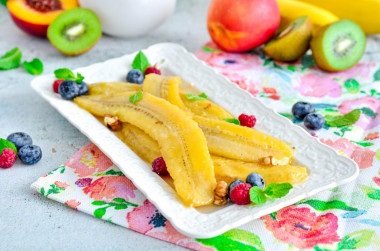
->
277;0;339;34
295;0;380;34
74;92;216;207
88;82;142;96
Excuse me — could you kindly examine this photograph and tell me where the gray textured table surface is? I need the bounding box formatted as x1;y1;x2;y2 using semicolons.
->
1;1;380;250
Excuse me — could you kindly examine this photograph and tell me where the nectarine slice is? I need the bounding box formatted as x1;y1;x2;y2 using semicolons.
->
7;0;78;37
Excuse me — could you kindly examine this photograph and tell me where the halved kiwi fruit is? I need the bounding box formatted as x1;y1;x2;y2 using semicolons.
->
47;8;102;56
263;16;312;62
311;20;366;72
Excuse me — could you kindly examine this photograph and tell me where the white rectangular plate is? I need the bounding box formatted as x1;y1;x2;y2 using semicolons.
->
31;43;359;238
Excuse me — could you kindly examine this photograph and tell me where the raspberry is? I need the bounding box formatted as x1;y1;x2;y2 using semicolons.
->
238;114;256;128
53;79;64;93
230;183;252;205
152;157;169;175
0;148;17;168
145;66;161;75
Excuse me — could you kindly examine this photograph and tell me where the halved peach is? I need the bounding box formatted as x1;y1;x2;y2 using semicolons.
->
7;0;78;37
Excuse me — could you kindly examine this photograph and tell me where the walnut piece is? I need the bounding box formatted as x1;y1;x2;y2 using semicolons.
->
213;181;228;206
104;115;122;131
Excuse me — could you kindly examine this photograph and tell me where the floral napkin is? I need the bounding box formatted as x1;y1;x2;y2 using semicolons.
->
32;42;380;251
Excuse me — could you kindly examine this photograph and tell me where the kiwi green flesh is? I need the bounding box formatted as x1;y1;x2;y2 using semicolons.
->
264;16;311;61
48;8;101;54
321;20;366;70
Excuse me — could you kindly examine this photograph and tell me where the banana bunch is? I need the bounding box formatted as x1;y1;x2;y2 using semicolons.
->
277;0;338;34
294;0;380;34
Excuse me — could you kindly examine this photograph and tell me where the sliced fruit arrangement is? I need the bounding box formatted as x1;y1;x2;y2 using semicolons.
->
264;16;312;62
295;0;380;34
310;19;366;72
47;8;101;56
7;0;78;37
74;92;217;207
54;52;307;208
143;74;294;164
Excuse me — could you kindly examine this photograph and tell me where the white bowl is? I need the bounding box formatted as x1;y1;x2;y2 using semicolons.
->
79;0;176;38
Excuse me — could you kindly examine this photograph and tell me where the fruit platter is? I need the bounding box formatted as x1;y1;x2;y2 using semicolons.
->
30;43;359;238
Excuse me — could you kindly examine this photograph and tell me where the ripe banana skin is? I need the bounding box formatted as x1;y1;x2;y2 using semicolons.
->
295;0;380;34
277;0;338;34
74;92;216;207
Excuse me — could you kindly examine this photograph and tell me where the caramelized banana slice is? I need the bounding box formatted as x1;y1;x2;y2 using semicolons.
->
118;123;307;185
88;82;142;96
74;92;216;207
194;116;294;163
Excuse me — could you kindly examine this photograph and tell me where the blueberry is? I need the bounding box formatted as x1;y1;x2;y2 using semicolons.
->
59;80;80;100
246;173;265;189
127;69;144;84
304;113;325;130
18;145;42;165
77;81;89;96
7;132;33;150
292;102;315;120
228;179;244;199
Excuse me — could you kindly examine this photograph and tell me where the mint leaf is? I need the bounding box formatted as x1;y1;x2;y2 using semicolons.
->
223;118;240;125
1;0;8;7
185;92;208;101
0;47;22;70
325;109;361;127
54;68;75;80
131;51;150;73
23;58;43;75
249;187;266;204
129;91;143;104
0;138;17;155
75;72;84;83
264;183;293;198
344;79;360;94
54;68;85;83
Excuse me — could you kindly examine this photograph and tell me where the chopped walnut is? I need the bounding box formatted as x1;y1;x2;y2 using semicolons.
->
213;181;228;206
104;115;122;131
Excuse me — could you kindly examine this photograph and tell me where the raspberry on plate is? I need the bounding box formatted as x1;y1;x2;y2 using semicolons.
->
152;157;169;176
238;114;256;128
0;148;17;168
228;179;244;199
145;66;161;75
53;79;64;93
230;183;252;205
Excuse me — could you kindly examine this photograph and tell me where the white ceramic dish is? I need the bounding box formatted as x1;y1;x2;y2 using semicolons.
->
31;43;359;238
79;0;176;37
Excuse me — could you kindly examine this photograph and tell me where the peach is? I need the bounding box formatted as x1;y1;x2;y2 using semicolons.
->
7;0;78;37
207;0;280;52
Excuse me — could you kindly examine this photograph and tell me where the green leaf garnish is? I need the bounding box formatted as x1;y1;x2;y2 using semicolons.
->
129;91;143;104
131;51;150;73
54;68;85;83
0;138;17;155
23;58;43;75
223;118;240;125
264;183;293;198
249;187;267;204
325;109;361;127
0;0;8;6
185;92;208;101
0;47;22;70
